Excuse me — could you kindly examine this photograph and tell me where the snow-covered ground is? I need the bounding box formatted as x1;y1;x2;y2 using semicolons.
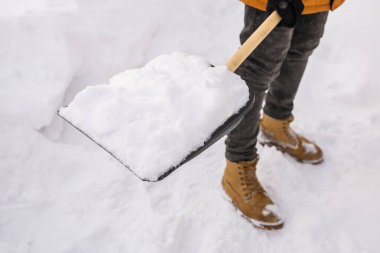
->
1;0;379;252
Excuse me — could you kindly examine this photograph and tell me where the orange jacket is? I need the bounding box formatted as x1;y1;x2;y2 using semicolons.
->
241;0;345;14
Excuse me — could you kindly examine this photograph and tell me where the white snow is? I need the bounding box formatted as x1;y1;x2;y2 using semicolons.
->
302;142;318;154
1;0;380;252
59;52;249;180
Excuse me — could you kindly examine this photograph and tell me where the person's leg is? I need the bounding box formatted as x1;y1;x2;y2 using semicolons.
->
223;6;297;229
259;12;329;164
225;6;294;162
263;12;329;119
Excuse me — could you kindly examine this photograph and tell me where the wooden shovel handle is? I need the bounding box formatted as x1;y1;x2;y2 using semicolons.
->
226;11;282;72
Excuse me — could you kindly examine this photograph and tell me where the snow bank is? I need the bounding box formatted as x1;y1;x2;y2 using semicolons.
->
60;52;249;180
0;14;77;129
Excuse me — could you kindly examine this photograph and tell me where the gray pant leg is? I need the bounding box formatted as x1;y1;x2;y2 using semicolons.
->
225;6;293;162
264;12;329;119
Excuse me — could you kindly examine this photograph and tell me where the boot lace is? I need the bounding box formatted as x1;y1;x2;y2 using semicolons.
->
237;164;264;201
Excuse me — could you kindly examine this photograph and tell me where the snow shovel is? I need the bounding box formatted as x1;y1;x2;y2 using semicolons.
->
58;11;282;182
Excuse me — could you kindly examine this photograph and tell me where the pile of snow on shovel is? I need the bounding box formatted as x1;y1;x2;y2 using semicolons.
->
60;52;249;180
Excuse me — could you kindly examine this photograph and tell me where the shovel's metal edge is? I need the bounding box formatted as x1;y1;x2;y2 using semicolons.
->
57;95;254;183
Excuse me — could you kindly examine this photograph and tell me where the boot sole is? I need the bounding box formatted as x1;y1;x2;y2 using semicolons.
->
221;179;285;230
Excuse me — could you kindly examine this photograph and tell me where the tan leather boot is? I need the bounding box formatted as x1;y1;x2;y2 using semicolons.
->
260;113;323;164
222;158;284;230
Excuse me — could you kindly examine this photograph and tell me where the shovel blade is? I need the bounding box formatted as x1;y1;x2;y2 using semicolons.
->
58;53;252;182
58;95;254;182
